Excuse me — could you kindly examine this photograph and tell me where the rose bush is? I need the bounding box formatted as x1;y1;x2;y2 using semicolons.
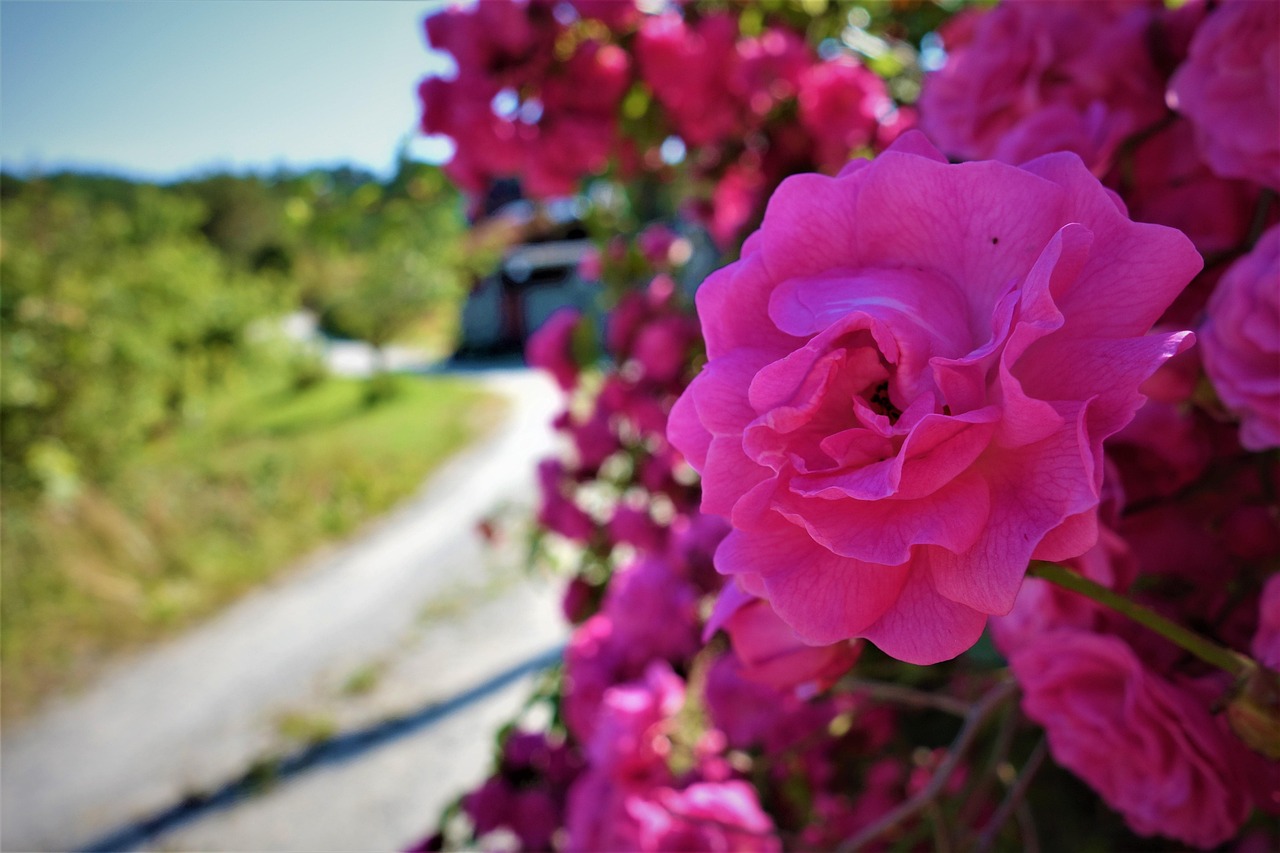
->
417;2;1280;850
669;131;1201;664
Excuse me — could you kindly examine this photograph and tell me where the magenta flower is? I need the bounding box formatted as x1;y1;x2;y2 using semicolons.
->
1107;119;1261;257
797;57;891;173
526;307;582;392
668;133;1201;664
1200;225;1280;451
1170;0;1280;190
709;580;860;698
1012;631;1259;848
585;662;684;781
636;13;743;147
566;777;781;853
730;27;813;121
918;0;1165;174
630;782;781;852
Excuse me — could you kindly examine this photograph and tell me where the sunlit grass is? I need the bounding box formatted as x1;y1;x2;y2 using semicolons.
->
1;371;503;718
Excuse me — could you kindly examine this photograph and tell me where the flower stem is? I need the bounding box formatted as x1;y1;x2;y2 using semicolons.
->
1027;562;1254;679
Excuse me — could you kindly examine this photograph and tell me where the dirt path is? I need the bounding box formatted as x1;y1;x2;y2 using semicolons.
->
1;368;567;852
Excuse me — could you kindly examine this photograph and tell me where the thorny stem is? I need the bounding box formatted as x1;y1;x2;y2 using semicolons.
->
839;678;971;717
975;738;1048;853
1028;562;1255;679
836;680;1018;853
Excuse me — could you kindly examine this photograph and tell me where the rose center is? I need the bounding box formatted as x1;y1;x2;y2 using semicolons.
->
864;379;902;424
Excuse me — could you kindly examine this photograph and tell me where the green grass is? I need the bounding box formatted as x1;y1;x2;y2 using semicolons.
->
1;371;502;718
275;710;339;744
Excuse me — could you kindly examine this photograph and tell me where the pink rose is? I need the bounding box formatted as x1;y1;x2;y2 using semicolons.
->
668;132;1201;664
703;653;801;749
1200;225;1280;451
637;223;679;267
636;13;743;147
602;556;702;667
708;581;860;699
536;459;596;542
462;731;582;850
629;782;781;853
631;315;697;385
563;614;620;743
991;522;1135;654
464;779;561;850
526;307;582;392
1170;0;1280;190
418;74;523;194
918;0;1165;174
566;777;780;853
797;57;891;174
607;504;667;554
731;27;813;121
1107;119;1261;256
1012;630;1258;848
708;163;766;249
424;1;552;82
586;661;684;781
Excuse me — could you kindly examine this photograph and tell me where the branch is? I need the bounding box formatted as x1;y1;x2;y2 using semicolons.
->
975;738;1048;853
840;678;971;717
836;679;1017;853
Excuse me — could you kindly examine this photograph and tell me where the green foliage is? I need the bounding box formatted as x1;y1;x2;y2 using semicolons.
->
0;177;277;499
303;159;476;357
1;159;479;504
1;371;501;717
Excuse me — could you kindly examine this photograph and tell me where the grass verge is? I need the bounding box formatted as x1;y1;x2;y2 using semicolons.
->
1;372;503;719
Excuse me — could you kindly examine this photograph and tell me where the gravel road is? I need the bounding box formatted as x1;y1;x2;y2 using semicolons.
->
1;367;568;852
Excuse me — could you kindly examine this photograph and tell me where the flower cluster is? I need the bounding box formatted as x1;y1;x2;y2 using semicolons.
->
418;0;910;245
419;0;630;198
416;1;1280;850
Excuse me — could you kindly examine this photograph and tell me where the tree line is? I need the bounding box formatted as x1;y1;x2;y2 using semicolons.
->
1;157;479;506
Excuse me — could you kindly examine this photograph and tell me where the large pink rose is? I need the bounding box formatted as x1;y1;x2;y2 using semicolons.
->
1200;225;1280;451
667;132;1201;664
1169;0;1280;190
1011;631;1259;848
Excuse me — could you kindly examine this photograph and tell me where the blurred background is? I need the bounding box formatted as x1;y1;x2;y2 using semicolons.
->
1;2;574;849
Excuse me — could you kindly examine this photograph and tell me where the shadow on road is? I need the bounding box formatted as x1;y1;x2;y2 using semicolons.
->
77;644;566;853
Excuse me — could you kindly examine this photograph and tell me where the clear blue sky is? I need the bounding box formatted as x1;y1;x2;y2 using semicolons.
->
1;0;455;181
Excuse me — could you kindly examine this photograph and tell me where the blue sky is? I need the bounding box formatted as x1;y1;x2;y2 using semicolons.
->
1;1;454;181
